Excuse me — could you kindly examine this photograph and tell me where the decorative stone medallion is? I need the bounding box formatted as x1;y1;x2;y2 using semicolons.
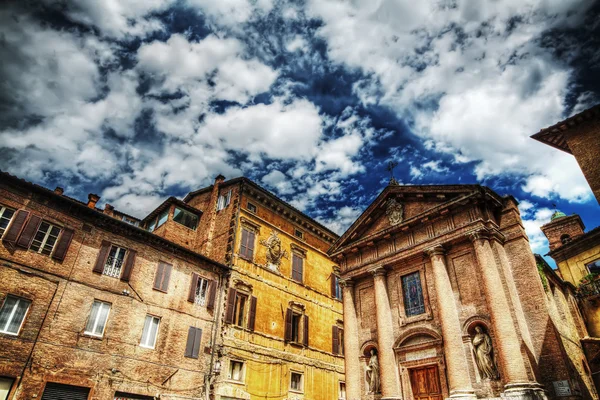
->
260;230;288;271
386;198;404;226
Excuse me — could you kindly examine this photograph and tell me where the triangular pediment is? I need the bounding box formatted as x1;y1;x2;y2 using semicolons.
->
329;184;490;255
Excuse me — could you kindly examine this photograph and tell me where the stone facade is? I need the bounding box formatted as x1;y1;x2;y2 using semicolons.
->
329;183;595;400
0;172;227;399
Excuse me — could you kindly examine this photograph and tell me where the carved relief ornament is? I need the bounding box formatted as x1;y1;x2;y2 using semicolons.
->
259;229;288;271
386;198;404;226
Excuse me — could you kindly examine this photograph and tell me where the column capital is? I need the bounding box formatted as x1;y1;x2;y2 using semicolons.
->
467;228;491;243
424;245;445;258
340;278;354;288
370;266;387;277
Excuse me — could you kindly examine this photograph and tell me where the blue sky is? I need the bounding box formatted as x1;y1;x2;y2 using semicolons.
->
1;0;599;265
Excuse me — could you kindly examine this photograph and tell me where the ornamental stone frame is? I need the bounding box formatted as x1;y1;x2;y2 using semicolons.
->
392;261;433;326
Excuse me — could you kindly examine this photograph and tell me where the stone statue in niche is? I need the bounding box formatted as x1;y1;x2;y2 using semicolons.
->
366;349;380;394
260;230;288;271
386;198;404;226
472;325;500;380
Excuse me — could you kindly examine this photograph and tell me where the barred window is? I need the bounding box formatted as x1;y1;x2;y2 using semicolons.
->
402;271;425;317
103;245;127;278
195;277;209;306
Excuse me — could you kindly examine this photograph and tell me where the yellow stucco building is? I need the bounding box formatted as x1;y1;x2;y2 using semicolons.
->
183;177;345;400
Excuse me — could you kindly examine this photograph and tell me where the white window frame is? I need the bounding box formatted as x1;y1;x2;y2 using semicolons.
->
290;371;304;393
103;245;127;278
0;295;31;336
339;381;346;400
84;300;111;337
0;206;16;238
29;221;61;255
217;190;232;211
228;360;245;382
195;277;210;306
140;315;160;349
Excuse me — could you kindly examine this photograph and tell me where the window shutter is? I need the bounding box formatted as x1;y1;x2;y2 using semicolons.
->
16;214;42;248
330;274;336;297
303;315;309;347
206;280;217;310
161;263;172;292
93;241;111;274
120;249;136;281
247;230;255;259
153;263;165;290
240;229;248;258
225;289;237;324
332;325;339;354
3;210;30;246
248;296;257;331
51;228;74;262
292;255;303;282
188;273;199;303
284;308;292;342
185;326;201;359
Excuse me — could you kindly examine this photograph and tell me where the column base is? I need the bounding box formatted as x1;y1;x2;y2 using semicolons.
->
501;382;547;400
381;397;403;400
448;389;477;400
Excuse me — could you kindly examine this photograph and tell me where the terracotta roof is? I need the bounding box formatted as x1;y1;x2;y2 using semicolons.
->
531;104;600;154
0;170;229;271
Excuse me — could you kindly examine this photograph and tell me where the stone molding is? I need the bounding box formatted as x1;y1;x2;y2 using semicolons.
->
340;278;355;288
370;266;387;277
424;244;445;257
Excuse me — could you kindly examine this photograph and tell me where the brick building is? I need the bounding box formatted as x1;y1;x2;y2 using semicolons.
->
0;172;228;399
146;177;345;400
531;104;600;205
329;182;595;400
540;210;600;392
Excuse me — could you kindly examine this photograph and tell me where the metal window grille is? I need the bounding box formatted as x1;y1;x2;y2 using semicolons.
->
103;246;126;278
195;278;209;305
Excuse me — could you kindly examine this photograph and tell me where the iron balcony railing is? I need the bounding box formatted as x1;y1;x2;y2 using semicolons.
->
577;280;600;299
104;256;124;278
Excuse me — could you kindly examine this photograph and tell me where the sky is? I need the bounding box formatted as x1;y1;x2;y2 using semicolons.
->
1;0;599;266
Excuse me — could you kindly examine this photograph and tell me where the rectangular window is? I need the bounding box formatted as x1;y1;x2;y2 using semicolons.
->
184;326;202;359
333;275;342;300
217;190;232;211
294;229;304;239
292;254;304;283
103;245;127;278
84;300;111;337
339;382;346;400
29;222;61;255
240;228;255;260
140;315;160;349
0;295;31;335
147;210;168;232
338;328;344;355
195;277;209;306
290;372;303;392
246;202;257;213
291;312;301;342
0;377;14;400
402;271;426;317
587;259;600;274
229;360;244;381
234;292;248;328
173;207;198;230
121;215;139;227
0;206;15;238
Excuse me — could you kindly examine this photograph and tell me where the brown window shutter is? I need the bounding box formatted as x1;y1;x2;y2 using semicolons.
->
120;249;136;281
240;228;249;258
332;325;339;354
303;315;309;347
193;327;202;358
188;272;199;303
292;255;303;282
161;263;172;292
185;326;201;359
16;214;42;248
284;308;292;342
93;241;111;274
51;228;74;261
248;296;257;331
153;262;165;290
247;230;255;259
206;280;217;310
225;289;237;324
330;273;336;297
3;210;30;246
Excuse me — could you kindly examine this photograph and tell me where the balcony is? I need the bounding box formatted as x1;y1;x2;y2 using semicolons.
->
103;256;124;278
577;279;600;300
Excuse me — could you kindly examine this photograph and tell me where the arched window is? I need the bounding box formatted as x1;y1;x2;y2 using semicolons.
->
560;234;571;245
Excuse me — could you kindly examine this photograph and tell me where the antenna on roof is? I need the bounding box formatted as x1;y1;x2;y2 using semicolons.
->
387;161;399;185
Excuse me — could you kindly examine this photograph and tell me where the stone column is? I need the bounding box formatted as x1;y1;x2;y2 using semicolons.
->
341;279;361;400
425;246;476;400
469;230;542;399
371;267;402;400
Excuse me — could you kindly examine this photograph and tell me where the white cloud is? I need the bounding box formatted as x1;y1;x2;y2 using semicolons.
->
317;205;363;235
262;170;295;195
520;204;554;255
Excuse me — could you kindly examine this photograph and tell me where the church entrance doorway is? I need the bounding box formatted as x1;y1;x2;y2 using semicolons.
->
409;365;443;400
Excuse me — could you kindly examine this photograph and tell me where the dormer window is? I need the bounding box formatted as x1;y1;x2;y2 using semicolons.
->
173;207;198;230
217;190;232;211
147;210;168;232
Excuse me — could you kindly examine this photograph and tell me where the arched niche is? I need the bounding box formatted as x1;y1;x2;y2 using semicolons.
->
360;340;378;358
462;315;492;337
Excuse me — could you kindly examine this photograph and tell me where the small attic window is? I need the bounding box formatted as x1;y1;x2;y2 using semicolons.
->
560;234;572;245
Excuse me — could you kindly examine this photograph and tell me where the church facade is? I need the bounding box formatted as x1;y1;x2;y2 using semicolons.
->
329;183;594;400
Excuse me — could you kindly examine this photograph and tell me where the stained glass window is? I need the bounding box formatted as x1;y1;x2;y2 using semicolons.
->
402;271;425;317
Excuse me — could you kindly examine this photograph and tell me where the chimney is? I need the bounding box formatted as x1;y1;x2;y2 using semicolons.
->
54;187;64;195
104;203;114;216
215;174;226;185
87;193;100;209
